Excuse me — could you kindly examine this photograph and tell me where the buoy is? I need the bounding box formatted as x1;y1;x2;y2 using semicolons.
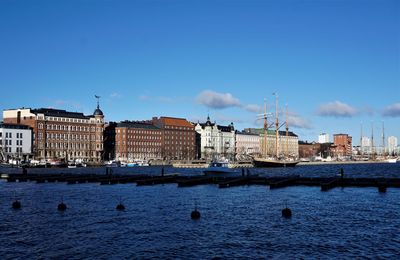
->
191;209;201;219
12;200;21;209
58;202;67;211
116;203;125;211
191;202;201;219
282;207;292;218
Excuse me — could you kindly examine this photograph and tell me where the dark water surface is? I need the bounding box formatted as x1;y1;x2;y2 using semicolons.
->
1;163;399;259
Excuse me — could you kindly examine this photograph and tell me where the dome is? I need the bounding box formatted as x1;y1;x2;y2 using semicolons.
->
94;107;103;116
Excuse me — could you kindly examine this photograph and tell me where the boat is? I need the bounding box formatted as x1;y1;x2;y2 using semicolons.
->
385;158;397;163
203;161;235;176
253;94;299;168
67;162;87;168
253;157;299;167
105;160;120;167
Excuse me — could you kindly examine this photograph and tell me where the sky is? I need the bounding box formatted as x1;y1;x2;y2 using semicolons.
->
0;0;399;143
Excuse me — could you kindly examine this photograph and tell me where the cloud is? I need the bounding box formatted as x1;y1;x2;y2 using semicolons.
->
110;92;122;98
244;104;262;113
316;101;357;117
287;112;312;129
382;103;400;117
196;90;241;109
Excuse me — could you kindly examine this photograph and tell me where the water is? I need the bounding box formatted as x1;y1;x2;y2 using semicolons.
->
1;164;399;258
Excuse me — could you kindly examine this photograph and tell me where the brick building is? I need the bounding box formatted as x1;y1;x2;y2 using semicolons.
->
2;103;104;162
114;121;162;162
152;117;196;160
333;134;352;157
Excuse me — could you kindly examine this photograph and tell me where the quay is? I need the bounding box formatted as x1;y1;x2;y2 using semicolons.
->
2;172;400;191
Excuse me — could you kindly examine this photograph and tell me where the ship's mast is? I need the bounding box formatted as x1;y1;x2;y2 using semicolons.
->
360;123;363;156
263;99;268;157
382;121;385;156
285;104;289;157
274;93;279;158
371;121;374;158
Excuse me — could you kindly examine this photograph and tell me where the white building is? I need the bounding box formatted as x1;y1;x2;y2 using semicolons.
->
235;131;260;159
388;136;398;155
318;133;330;143
0;123;32;162
194;116;235;160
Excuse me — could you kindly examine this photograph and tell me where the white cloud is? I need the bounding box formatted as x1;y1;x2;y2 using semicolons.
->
382;103;400;117
196;90;241;109
110;92;122;98
317;101;357;117
244;104;262;113
287;112;312;129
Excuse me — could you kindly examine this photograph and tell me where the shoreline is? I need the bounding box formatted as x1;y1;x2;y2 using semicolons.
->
298;160;396;166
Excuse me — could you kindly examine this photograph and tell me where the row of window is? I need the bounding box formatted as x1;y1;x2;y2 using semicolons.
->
165;126;192;130
118;129;162;135
120;148;160;153
0;132;24;138
123;135;162;140
38;133;103;141
38;124;100;132
39;116;94;124
0;139;23;146
39;142;104;150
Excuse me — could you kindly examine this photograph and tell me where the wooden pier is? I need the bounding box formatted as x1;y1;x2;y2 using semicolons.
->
2;173;400;191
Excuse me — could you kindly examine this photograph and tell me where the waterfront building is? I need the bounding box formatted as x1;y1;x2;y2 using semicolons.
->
235;131;260;159
0;123;32;162
195;116;235;160
360;136;372;154
333;134;352;157
388;136;398;155
2;102;104;162
318;133;330;143
114;121;162;162
152;117;196;160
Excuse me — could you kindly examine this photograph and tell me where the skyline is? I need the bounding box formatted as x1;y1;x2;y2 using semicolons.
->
0;0;399;142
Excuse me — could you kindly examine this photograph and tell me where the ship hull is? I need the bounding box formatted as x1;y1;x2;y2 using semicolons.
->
253;158;299;168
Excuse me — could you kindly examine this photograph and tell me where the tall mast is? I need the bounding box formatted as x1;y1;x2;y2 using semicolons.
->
371;121;374;158
382;121;385;156
274;93;279;158
360;123;363;156
285;104;289;157
263;99;268;157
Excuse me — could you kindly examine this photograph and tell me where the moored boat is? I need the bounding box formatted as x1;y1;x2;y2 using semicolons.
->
253;157;299;168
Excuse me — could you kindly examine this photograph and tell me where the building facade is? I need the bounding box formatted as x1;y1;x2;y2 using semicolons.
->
3;104;104;162
0;123;32;162
235;131;260;159
195;116;235;160
333;134;352;157
114;121;162;162
152;117;196;160
318;133;330;143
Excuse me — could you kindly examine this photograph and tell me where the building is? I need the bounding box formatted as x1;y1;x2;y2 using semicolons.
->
114;121;162;162
245;128;299;158
152;117;196;160
235;131;260;159
3;102;104;162
318;133;330;144
195;116;235;160
388;136;398;155
0;123;32;162
298;141;332;159
333;134;352;157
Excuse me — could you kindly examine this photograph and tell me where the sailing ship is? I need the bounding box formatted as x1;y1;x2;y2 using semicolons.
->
253;94;299;168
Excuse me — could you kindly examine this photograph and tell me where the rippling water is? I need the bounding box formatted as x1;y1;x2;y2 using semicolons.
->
1;163;399;258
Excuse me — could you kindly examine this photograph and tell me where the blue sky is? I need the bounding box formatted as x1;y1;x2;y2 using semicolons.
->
0;0;399;143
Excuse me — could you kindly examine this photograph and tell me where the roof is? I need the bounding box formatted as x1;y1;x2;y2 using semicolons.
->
117;121;160;130
0;123;32;130
31;108;93;119
155;117;194;127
